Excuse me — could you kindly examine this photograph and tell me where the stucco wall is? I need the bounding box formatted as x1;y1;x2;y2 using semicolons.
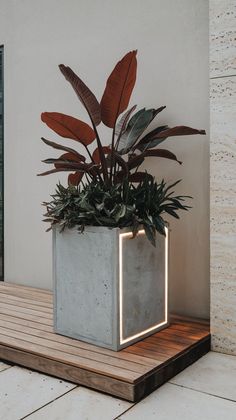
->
210;0;236;354
0;0;209;319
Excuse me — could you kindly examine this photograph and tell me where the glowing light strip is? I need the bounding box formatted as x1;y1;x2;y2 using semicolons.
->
119;227;169;345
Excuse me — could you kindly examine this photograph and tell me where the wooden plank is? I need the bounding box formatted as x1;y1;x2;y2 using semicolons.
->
128;341;178;358
125;331;209;364
0;307;52;326
0;313;53;332
0;289;52;304
0;321;151;374
0;344;134;401
0;283;210;402
0;295;52;311
169;323;210;334
0;286;52;303
1;282;51;294
133;336;211;402
151;330;201;346
171;320;210;332
0;332;140;383
171;313;210;326
0;302;52;319
0;313;158;367
154;327;208;341
144;336;187;351
125;346;168;362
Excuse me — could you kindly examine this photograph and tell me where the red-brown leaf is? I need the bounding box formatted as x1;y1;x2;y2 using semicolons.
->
68;172;84;186
144;149;182;164
59;65;101;126
41;137;86;160
54;152;85;168
101;51;137;128
41;112;96;145
38;168;76;176
38;162;95;176
154;126;206;138
92;146;111;164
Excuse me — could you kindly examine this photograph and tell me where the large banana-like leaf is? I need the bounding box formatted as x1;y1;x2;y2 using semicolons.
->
38;162;96;177
41;112;96;145
41;138;86;161
136;125;206;151
42;159;91;170
135;125;169;151
144;149;182;164
38;168;79;176
118;108;156;154
59;65;101;126
115;105;137;137
124;148;180;173
132;105;166;149
52;153;85;168
101;51;137;128
154;126;206;138
59;66;108;180
151;106;166;119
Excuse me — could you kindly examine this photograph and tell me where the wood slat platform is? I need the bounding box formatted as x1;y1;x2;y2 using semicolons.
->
0;282;210;402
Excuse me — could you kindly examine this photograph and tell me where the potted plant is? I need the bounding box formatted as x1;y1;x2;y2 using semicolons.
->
39;50;205;351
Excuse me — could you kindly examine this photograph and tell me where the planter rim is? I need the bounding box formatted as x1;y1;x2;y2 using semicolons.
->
53;225;169;235
53;225;141;234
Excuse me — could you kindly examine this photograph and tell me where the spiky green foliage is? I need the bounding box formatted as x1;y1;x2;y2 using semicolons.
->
43;176;191;246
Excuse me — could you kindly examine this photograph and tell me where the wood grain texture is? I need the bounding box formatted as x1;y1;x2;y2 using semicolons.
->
0;283;210;402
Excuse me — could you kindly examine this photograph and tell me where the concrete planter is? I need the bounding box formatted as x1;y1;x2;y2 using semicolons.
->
53;226;169;351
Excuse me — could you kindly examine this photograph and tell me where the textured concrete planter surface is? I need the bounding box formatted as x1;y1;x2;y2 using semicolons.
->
53;226;169;351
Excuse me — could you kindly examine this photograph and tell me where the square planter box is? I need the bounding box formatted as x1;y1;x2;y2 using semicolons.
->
53;226;169;351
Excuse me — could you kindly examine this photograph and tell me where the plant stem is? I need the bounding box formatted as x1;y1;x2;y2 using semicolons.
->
92;123;109;184
110;125;116;183
85;145;103;183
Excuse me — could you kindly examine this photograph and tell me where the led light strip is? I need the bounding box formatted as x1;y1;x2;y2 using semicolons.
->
119;227;169;345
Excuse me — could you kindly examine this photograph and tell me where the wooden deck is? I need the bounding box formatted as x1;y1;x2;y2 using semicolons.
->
0;282;210;402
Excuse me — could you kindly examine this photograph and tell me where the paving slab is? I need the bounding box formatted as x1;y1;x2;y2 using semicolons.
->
26;386;132;420
170;351;236;401
0;366;76;420
118;383;236;420
0;360;11;372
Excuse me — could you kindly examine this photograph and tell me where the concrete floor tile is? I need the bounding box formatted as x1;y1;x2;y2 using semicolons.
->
170;351;236;401
26;386;132;420
118;383;236;420
0;360;12;372
0;366;76;420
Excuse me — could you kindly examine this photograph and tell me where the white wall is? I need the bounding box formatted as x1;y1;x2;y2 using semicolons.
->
0;0;209;318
